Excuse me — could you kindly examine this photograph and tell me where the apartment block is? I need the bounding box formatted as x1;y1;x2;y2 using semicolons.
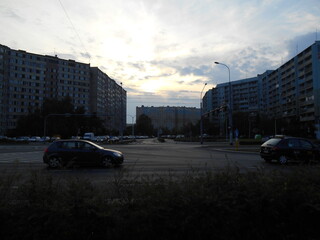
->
203;41;320;138
0;44;126;135
90;67;126;132
136;106;200;131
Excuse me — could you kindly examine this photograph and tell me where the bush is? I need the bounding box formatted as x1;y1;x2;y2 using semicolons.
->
1;168;320;239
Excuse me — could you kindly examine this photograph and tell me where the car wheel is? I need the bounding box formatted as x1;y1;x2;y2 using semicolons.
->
48;156;62;168
101;156;113;168
278;155;288;165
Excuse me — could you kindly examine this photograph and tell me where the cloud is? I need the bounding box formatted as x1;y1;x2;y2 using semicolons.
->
229;45;280;80
56;53;78;60
285;32;318;59
190;79;206;85
128;62;146;71
178;65;210;77
2;0;320;122
2;8;25;22
80;52;91;59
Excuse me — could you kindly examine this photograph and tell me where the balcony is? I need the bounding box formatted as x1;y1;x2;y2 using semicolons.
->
300;115;315;122
304;57;312;66
300;106;314;114
299;82;313;92
299;99;314;107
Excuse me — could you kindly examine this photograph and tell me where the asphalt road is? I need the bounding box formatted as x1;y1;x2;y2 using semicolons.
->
0;139;303;183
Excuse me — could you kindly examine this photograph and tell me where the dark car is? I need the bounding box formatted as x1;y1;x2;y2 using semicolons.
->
43;139;124;168
260;137;320;164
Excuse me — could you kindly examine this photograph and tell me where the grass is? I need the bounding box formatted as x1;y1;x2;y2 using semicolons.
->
1;166;320;239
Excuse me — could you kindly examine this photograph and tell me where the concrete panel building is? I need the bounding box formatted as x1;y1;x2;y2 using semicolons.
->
203;41;320;139
90;67;126;132
136;106;200;131
0;44;126;135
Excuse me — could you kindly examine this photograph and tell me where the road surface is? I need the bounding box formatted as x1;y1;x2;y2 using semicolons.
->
0;139;301;183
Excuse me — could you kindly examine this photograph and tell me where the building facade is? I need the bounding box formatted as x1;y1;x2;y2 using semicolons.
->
203;41;320;139
90;67;126;132
136;106;200;131
0;44;126;135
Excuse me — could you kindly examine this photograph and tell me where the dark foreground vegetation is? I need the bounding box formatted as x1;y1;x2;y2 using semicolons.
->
1;167;320;240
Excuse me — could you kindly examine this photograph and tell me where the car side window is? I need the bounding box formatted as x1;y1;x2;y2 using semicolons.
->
278;139;288;147
78;142;94;150
61;142;68;149
299;140;313;150
61;142;77;149
287;139;299;148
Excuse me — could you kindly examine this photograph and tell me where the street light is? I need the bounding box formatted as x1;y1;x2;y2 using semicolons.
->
120;82;124;142
200;83;208;144
215;61;233;145
128;115;135;139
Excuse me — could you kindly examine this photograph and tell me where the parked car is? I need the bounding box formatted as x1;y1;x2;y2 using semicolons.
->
109;136;119;143
40;136;50;142
43;139;124;168
50;136;61;142
15;136;30;142
29;136;41;142
260;137;320;164
96;135;109;143
83;132;96;141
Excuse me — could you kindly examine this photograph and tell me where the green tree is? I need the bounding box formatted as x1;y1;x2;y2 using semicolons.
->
13;109;43;136
136;114;154;136
13;97;106;138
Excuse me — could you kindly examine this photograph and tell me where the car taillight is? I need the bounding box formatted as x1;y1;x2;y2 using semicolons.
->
44;148;48;153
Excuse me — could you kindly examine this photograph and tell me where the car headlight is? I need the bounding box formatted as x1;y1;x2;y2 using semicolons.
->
113;152;122;157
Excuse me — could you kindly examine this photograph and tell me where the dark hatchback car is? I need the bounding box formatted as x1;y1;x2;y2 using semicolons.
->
260;137;320;164
43;139;124;168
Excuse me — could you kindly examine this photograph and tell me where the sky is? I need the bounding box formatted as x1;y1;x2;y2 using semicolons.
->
1;0;320;123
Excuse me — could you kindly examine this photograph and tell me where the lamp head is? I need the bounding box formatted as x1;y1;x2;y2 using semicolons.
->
214;62;219;64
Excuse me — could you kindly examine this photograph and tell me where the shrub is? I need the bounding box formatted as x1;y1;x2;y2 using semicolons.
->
1;167;320;239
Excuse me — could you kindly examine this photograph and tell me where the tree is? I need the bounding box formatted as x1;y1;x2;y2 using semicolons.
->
13;97;106;138
136;114;154;136
181;121;199;138
42;96;74;116
13;109;43;136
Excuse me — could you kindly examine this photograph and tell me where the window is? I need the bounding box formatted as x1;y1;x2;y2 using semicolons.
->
78;142;94;150
287;139;300;148
299;140;313;150
61;142;77;149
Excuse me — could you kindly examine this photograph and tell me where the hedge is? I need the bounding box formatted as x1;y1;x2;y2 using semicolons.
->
1;167;320;240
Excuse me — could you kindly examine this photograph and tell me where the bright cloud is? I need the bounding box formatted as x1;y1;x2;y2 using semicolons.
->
1;0;320;121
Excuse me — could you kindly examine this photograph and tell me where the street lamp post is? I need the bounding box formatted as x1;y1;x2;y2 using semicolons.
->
120;82;124;142
215;62;233;145
128;115;135;139
200;83;208;144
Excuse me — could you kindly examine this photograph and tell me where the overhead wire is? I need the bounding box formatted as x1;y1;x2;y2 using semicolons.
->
58;0;91;63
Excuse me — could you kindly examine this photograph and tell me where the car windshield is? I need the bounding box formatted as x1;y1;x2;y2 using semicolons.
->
263;138;282;146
